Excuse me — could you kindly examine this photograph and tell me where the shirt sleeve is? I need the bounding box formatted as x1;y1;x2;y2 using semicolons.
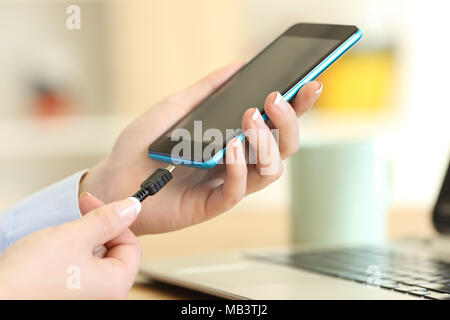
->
0;170;89;254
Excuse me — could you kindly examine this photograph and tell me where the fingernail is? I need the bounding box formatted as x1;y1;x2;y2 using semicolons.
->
232;137;241;148
92;245;107;258
251;108;261;121
114;197;141;221
274;92;282;105
80;192;92;198
315;82;323;96
273;92;288;112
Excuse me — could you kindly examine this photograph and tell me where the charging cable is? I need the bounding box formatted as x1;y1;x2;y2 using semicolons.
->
132;164;176;202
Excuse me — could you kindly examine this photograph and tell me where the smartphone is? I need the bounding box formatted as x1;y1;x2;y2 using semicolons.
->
149;23;362;169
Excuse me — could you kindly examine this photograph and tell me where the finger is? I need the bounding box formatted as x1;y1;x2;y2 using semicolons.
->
97;230;142;298
79;193;138;259
290;81;322;117
164;62;245;113
105;227;138;250
207;138;248;214
78;192;105;216
243;108;283;176
242;108;283;193
78;193;109;257
76;197;141;246
193;137;247;219
263;92;300;159
103;228;142;277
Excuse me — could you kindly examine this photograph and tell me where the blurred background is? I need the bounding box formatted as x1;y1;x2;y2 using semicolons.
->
1;0;449;248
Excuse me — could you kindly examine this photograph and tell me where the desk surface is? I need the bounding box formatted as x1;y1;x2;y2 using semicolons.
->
127;206;435;300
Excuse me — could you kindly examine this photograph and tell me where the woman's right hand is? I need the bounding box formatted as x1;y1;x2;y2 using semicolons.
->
0;193;142;299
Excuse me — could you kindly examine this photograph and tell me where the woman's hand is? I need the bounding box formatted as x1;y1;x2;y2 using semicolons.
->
0;194;141;299
80;63;322;235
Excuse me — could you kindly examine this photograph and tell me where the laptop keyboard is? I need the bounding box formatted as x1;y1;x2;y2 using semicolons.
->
250;246;450;300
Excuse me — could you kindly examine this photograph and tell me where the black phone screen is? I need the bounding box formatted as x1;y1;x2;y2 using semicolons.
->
150;24;358;163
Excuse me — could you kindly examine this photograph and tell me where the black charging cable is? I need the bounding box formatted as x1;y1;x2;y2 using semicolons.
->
132;164;176;202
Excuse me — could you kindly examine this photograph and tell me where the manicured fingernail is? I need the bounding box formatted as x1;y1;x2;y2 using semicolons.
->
232;137;241;148
273;92;288;112
251;108;261;121
92;245;107;258
315;82;323;95
274;92;282;106
114;197;141;221
80;192;92;198
128;197;142;215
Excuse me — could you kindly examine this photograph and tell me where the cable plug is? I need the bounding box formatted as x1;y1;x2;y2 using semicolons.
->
132;164;175;202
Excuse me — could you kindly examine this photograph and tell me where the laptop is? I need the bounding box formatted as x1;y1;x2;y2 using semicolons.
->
140;160;450;300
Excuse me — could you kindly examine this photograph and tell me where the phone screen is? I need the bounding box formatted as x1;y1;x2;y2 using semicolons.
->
150;25;357;164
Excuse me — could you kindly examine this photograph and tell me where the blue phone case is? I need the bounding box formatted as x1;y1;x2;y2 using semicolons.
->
149;29;363;169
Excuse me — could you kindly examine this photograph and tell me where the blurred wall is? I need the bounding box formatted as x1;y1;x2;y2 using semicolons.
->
110;0;246;113
0;0;113;117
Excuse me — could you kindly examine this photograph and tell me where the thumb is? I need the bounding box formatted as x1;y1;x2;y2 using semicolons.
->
77;197;141;246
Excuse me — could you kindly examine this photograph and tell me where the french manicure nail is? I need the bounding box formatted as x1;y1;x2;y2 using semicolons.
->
274;92;282;106
251;108;261;121
232;137;241;148
315;82;323;95
114;197;141;221
273;92;288;112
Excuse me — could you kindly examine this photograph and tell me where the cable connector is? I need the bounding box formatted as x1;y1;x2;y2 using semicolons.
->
132;165;176;202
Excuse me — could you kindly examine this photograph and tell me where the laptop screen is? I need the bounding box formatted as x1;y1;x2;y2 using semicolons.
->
433;158;450;234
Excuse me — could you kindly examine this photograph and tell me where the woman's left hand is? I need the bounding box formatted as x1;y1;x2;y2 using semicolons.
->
79;63;322;235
